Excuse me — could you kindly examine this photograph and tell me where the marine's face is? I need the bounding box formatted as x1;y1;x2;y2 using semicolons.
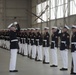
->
36;30;39;33
44;29;48;33
52;28;57;33
10;26;16;31
63;28;68;32
72;28;76;32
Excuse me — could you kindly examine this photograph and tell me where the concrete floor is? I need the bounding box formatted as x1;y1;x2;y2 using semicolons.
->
0;48;72;75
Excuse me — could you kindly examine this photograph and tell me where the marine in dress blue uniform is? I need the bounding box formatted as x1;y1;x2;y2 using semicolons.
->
43;27;50;64
35;28;43;61
19;30;24;55
59;25;70;71
31;28;36;59
50;26;59;67
23;29;28;56
70;25;76;74
27;28;32;58
8;22;20;72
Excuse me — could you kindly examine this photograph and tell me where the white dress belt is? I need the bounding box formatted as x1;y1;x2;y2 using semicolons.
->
51;41;55;43
61;41;66;43
11;39;18;42
36;39;39;41
43;40;47;42
71;42;76;44
31;39;34;40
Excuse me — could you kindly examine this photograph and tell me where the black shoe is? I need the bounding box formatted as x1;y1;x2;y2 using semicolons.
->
29;56;32;59
37;60;42;61
22;54;27;56
22;55;24;56
30;57;35;60
36;60;42;62
50;65;57;67
70;72;76;75
9;70;18;72
43;62;49;64
60;68;68;71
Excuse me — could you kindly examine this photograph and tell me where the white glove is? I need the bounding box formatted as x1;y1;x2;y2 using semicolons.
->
59;30;62;33
14;22;18;25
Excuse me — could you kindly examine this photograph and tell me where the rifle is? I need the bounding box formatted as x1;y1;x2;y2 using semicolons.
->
25;8;45;22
